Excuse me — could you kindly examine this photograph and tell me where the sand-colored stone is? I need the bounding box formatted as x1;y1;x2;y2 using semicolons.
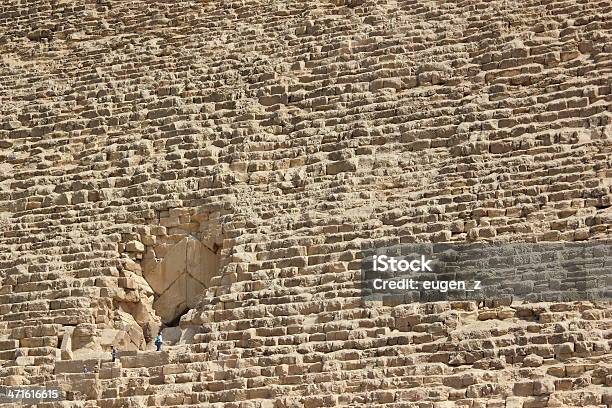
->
154;273;187;324
141;236;219;323
186;238;218;288
0;0;610;407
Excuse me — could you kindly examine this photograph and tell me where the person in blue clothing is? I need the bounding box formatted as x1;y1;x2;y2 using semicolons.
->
155;333;163;351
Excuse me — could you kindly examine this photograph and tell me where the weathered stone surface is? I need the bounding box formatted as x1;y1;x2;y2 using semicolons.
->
154;274;187;324
143;236;218;323
186;238;218;288
0;0;610;407
120;351;169;368
55;359;100;374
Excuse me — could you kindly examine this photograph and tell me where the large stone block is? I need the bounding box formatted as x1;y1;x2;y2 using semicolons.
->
54;359;100;374
145;238;187;294
154;273;187;324
187;238;218;288
186;275;206;309
120;351;169;368
0;339;18;351
145;236;219;323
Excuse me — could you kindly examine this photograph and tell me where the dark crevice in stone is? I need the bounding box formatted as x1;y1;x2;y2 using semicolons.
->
164;307;189;329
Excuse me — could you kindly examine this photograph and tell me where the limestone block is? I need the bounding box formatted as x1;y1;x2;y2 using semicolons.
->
143;248;160;275
0;339;18;351
142;234;157;246
145;238;186;294
123;258;141;273
64;377;100;400
161;327;182;346
200;218;223;250
54;359;100;374
505;397;524;408
99;367;121;380
4;375;28;386
187;238;217;288
126;240;145;253
533;380;555;395
523;354;543;367
154;274;187;323
178;327;197;344
164;236;188;269
186;275;205;309
326;159;357;175
15;356;34;366
72;324;98;350
60;326;74;360
120;351;169;368
113;311;146;351
143;236;219;323
98;329;123;348
554;342;574;357
513;381;534;396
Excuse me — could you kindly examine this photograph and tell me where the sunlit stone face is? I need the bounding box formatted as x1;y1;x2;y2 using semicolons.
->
144;236;218;323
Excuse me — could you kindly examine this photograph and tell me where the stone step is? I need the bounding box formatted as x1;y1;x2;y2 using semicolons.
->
119;351;170;369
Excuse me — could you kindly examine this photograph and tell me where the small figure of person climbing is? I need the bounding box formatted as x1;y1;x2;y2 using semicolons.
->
111;346;117;362
155;333;163;351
